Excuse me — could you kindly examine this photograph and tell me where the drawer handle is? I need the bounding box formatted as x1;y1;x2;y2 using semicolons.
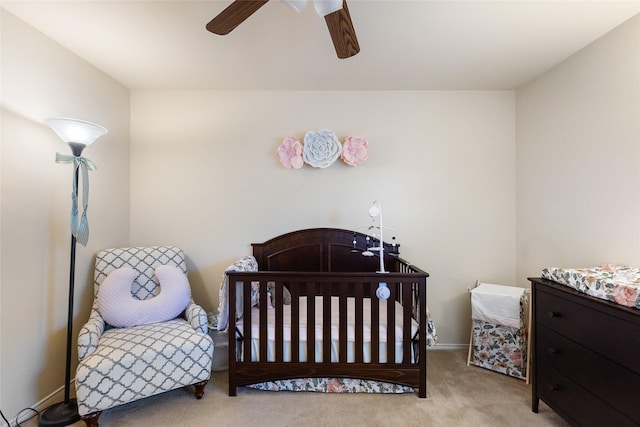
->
547;384;561;392
547;311;562;318
547;347;560;355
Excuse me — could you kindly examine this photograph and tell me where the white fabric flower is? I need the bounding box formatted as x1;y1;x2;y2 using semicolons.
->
303;129;342;168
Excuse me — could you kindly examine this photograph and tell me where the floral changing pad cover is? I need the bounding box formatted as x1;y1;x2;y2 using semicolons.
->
542;264;640;309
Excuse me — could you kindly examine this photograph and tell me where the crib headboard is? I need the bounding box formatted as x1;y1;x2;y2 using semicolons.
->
251;228;402;273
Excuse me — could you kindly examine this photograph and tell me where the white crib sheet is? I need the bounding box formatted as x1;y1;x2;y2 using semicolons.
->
236;296;419;363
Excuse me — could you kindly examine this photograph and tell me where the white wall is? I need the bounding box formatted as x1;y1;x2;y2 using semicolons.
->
130;89;516;347
516;14;640;280
1;10;130;422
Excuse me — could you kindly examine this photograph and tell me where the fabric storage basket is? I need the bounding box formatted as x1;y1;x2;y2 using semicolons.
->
467;282;530;381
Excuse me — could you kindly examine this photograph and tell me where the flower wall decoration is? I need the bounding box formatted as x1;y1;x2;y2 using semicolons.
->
303;129;342;168
276;130;368;169
341;135;368;166
276;136;304;169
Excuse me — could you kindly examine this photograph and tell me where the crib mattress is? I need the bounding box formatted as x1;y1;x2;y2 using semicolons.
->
236;296;419;363
542;265;640;309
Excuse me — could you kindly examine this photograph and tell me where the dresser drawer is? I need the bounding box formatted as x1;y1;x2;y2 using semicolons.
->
538;325;640;422
536;288;640;374
538;361;638;427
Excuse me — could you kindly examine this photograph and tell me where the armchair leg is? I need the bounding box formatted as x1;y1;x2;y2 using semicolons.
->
194;380;208;399
81;411;101;427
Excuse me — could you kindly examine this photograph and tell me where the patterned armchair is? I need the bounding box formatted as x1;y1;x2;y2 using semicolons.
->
75;246;214;427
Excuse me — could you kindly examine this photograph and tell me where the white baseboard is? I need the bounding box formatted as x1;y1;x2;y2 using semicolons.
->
5;381;73;427
427;344;470;350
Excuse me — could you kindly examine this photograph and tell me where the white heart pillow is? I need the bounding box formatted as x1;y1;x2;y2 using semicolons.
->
97;265;192;328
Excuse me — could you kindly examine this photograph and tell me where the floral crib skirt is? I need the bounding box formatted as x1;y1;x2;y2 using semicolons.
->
468;285;529;380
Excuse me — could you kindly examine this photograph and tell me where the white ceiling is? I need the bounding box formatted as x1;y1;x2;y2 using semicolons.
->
2;0;640;90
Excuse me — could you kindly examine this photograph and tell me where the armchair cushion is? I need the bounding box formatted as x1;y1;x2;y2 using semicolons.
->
97;265;191;328
76;318;213;416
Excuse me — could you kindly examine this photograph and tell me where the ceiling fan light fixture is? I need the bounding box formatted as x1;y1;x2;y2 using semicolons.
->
282;0;308;13
314;0;343;17
206;0;358;59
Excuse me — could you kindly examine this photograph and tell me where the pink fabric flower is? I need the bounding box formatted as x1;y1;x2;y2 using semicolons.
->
327;379;345;393
276;136;303;169
341;136;368;166
612;283;639;307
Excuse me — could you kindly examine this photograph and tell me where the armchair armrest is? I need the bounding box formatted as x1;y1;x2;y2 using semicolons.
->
78;303;105;360
184;301;208;334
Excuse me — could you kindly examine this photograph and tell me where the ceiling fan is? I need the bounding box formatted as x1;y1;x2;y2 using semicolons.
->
206;0;360;59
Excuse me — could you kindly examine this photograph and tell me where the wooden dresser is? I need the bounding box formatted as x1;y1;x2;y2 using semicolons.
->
529;277;640;426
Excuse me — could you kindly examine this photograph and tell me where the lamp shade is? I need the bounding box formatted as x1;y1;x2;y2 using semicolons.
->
45;117;108;146
282;0;307;13
314;0;343;16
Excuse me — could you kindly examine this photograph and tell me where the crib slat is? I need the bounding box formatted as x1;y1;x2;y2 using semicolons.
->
259;281;268;362
386;284;396;364
322;284;331;363
339;284;348;363
402;282;412;363
371;282;380;363
354;284;363;364
291;281;300;363
306;282;315;363
243;280;252;363
275;281;284;363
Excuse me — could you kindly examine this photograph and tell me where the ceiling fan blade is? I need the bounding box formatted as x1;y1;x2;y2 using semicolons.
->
324;0;360;59
206;0;270;35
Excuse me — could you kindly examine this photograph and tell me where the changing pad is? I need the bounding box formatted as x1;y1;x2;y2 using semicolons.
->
542;264;640;309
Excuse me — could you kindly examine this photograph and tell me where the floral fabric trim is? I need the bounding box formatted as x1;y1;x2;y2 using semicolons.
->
469;319;527;379
216;256;259;331
247;377;414;394
426;309;439;347
542;264;640;309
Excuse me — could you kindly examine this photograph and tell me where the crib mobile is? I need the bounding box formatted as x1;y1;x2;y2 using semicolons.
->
351;201;399;301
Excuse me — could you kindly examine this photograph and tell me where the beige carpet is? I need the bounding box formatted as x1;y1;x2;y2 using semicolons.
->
25;350;568;427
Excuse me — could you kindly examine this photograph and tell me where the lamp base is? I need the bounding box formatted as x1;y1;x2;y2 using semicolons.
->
38;399;80;427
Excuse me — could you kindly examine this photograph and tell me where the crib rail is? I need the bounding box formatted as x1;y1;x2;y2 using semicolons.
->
227;271;427;397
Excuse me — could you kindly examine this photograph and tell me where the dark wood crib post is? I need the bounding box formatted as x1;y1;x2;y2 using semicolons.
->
418;275;427;398
228;273;237;397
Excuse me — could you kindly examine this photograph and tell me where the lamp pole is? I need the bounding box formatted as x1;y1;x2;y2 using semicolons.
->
39;164;82;427
63;143;84;406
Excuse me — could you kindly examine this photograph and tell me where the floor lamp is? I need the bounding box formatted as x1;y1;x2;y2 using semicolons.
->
39;117;108;427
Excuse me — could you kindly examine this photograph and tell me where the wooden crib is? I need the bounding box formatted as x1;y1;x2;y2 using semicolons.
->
226;228;429;397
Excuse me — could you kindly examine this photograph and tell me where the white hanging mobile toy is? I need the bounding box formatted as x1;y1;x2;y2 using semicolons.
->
366;201;391;300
